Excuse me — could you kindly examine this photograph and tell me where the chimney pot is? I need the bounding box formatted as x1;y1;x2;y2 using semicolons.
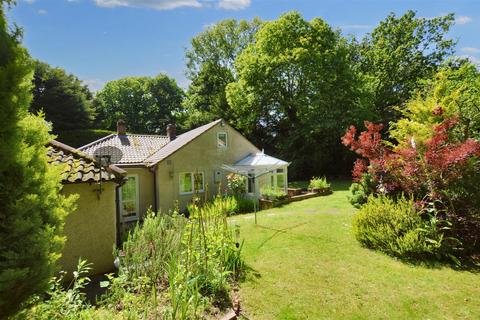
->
167;123;176;141
117;119;127;135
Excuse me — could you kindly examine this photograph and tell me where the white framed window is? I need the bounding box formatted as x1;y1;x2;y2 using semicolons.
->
120;175;139;222
217;132;228;148
179;172;205;194
268;168;287;191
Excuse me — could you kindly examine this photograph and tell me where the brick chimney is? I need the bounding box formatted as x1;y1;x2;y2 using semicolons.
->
117;119;127;135
167;123;176;141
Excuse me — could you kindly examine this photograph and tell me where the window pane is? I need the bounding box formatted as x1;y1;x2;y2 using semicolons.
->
217;133;227;148
180;173;193;193
194;172;204;191
247;174;254;194
121;176;137;218
121;177;136;201
277;174;285;189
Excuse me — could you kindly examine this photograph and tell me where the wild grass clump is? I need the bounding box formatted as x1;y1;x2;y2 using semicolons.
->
352;195;456;261
308;176;330;190
100;197;244;318
13;259;94;320
260;186;287;201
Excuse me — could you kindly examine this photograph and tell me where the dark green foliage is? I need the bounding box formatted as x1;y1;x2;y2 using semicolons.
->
357;11;455;123
14;260;94;320
30;60;94;131
352;196;452;260
94;74;184;134
0;3;76;317
182;62;234;128
348;173;375;208
234;196;255;214
55;129;114;148
227;11;365;178
182;18;261;129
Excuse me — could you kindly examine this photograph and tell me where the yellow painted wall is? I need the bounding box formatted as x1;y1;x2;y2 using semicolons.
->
121;167;155;219
156;123;260;212
59;182;117;276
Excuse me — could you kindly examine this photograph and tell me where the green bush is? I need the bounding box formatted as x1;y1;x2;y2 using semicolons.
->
308;176;330;190
235;196;255;213
348;174;375;208
352;195;453;260
14;259;93;320
260;186;287;201
55;129;114;148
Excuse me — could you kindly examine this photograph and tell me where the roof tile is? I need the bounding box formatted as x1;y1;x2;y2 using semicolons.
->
47;140;126;184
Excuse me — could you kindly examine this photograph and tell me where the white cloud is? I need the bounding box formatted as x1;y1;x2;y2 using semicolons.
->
461;47;480;54
341;24;372;30
37;9;48;14
94;0;251;10
459;55;480;65
94;0;202;10
455;15;472;25
83;79;106;92
23;0;36;4
217;0;250;10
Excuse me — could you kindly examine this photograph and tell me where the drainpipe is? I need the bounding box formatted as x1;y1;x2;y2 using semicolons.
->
115;184;121;247
150;165;158;213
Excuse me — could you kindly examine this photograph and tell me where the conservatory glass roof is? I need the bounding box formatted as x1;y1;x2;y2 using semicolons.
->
222;151;289;177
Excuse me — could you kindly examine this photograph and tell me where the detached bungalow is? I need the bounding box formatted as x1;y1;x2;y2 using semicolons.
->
80;119;289;223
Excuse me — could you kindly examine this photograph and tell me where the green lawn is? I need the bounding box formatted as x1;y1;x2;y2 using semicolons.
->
230;181;480;320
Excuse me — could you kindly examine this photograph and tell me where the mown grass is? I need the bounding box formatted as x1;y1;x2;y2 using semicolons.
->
230;181;480;320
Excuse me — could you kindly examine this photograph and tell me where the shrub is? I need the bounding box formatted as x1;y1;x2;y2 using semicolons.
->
308;176;330;190
348;173;375;208
226;173;246;196
260;186;287;201
352;195;453;260
342;116;480;259
235;196;256;213
14;259;93;320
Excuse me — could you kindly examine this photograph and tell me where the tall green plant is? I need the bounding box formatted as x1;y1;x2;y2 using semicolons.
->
0;2;76;317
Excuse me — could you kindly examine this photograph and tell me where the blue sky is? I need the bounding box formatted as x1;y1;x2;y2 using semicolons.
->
8;0;480;91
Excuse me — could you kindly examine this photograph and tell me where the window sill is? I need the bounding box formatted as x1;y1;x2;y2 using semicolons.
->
180;190;205;195
122;215;139;223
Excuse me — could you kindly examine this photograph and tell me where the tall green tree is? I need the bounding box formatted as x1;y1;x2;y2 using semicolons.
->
356;11;455;123
30;60;94;131
182;18;261;128
94;74;184;134
0;1;76;317
227;11;364;178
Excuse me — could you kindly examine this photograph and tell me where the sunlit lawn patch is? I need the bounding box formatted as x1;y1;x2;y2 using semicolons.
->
231;181;480;319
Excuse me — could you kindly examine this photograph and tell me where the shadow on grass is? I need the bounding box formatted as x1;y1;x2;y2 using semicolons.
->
359;243;480;273
255;222;308;250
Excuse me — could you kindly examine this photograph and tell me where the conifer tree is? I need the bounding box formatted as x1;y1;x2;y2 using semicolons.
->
0;1;76;317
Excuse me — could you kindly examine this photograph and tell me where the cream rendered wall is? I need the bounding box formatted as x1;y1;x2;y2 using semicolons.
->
156;123;260;212
59;182;117;276
120;167;155;219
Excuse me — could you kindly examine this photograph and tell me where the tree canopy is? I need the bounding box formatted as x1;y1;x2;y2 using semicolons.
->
93;74;184;134
182;18;261;128
30;60;94;131
0;2;76;317
226;11;364;177
356;10;455;123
